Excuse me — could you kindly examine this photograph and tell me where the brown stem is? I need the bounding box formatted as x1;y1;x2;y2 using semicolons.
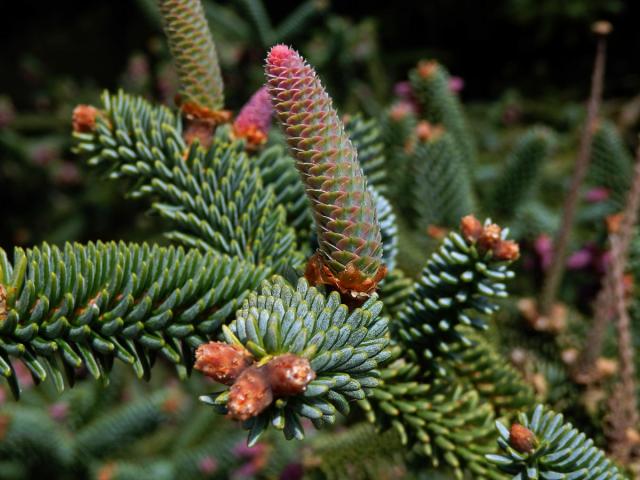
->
539;28;609;316
575;141;640;380
605;236;639;463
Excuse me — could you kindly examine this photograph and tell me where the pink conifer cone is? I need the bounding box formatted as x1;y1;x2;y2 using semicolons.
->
265;45;386;299
232;87;273;149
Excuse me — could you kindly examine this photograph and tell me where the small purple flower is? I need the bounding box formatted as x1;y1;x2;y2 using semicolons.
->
566;248;593;270
448;76;464;93
584;187;610;203
534;234;553;270
198;456;218;475
394;81;413;100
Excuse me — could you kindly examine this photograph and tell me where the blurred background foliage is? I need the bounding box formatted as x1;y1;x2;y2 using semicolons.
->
1;0;638;252
1;1;640;478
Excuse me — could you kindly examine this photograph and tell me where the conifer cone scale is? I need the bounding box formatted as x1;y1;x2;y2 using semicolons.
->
265;45;386;298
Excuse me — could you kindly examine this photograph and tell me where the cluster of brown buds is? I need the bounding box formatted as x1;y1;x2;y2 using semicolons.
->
194;342;315;421
72;105;100;133
460;215;520;261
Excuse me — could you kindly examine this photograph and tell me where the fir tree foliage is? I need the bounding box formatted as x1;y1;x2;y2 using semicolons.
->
345;114;388;192
200;276;390;443
413;126;476;228
360;347;502;480
588;120;634;209
487;404;623;479
409;60;476;168
491;126;556;219
395;220;517;374
73;91;297;271
0;242;268;397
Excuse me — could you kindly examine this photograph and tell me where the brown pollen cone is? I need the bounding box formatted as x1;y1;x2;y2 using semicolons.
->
179;101;232;150
478;223;502;252
460;215;483;243
493;240;520;261
266;354;316;396
72;105;99;133
194;342;254;386
509;423;536;453
227;366;273;421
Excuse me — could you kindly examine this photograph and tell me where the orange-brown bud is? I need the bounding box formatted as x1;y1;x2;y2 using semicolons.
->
427;224;448;240
389;102;412;122
478;223;502;252
227;366;273;421
266;354;316;396
194;342;254;386
509;423;536;453
460;215;483;243
72;105;99;133
417;60;438;79
493;240;520;261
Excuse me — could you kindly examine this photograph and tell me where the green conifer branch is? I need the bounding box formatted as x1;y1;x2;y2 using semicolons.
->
409;61;476;167
73;91;297;271
487;404;623;479
395;217;519;374
200;276;390;443
413;125;476;228
491;126;556;220
0;242;268;397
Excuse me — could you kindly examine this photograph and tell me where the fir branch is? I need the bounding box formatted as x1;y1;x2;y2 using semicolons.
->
344;114;388;192
73;91;297;272
409;60;476;167
0;242;268;397
360;347;502;480
589;120;634;209
199;276;390;443
491;126;556;220
487;404;623;479
395;216;519;374
413;123;476;229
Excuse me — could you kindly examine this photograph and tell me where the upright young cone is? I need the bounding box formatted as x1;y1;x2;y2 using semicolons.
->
157;0;229;129
265;45;386;298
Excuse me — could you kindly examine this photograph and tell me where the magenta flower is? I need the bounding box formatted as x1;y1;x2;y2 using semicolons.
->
534;234;553;270
584;187;610;203
566;248;593;270
198;456;218;474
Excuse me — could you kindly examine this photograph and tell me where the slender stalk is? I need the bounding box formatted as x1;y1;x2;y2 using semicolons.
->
575;141;640;380
539;24;610;316
605;236;639;463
